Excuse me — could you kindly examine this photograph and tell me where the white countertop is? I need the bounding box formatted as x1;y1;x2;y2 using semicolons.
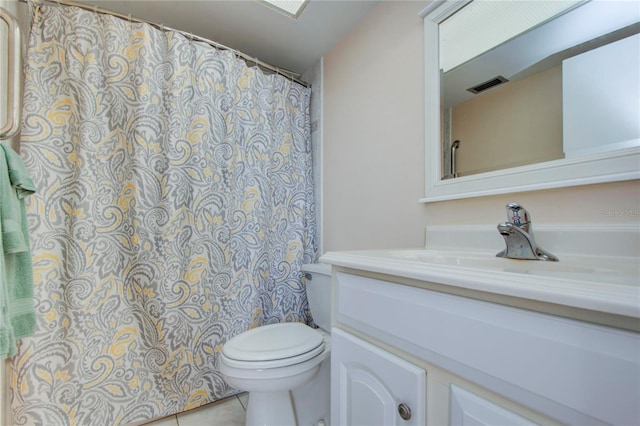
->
320;248;640;319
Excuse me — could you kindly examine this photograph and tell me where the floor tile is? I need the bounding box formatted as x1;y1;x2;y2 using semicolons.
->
140;415;179;426
237;393;249;411
177;396;246;426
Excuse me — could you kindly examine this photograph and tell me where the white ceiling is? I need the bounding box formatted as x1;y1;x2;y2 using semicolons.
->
77;0;381;76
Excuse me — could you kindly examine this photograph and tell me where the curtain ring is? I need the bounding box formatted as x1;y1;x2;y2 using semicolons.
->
32;1;41;24
127;13;133;39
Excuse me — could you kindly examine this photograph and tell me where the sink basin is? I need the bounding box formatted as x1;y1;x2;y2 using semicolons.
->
320;233;640;320
387;250;589;270
366;249;639;287
321;248;640;319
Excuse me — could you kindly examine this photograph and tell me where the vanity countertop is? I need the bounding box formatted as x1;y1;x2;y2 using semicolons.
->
320;248;640;321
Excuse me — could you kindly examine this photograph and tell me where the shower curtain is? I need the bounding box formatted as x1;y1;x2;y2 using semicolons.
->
11;3;315;425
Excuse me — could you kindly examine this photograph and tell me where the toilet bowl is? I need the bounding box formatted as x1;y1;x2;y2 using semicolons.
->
220;322;329;425
219;263;332;426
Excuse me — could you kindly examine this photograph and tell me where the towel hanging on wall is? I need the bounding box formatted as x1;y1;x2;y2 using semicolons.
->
0;143;36;359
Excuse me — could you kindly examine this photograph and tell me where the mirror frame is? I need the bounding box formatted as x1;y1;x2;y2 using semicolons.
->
419;0;640;203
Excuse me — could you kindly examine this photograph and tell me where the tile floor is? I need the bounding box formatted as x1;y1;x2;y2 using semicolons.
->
142;393;248;426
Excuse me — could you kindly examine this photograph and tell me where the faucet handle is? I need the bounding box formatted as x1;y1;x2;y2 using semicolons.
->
505;203;531;232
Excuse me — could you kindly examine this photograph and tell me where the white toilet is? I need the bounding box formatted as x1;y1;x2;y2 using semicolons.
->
219;263;332;426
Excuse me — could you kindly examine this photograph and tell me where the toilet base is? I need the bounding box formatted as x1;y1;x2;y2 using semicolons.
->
246;391;296;426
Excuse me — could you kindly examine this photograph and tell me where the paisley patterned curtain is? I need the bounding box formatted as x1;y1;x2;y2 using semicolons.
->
11;3;315;425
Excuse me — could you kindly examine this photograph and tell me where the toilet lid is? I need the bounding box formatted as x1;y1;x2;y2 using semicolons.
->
223;322;324;362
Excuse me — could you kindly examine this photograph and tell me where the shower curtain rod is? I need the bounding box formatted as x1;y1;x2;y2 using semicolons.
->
19;0;310;87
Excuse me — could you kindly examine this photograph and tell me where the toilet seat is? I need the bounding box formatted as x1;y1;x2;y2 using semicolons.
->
222;322;325;369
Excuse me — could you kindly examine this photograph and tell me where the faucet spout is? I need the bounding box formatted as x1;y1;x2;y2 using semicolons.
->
496;204;558;261
496;222;557;261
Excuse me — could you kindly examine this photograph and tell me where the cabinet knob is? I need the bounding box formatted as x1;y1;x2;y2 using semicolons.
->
398;403;412;421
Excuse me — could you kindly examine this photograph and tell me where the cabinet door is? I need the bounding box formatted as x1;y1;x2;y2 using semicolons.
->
331;328;426;426
450;385;537;426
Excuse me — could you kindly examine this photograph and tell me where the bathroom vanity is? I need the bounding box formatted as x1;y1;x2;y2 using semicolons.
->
321;227;640;426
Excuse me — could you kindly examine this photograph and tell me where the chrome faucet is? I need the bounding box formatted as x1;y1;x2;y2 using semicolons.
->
496;203;558;261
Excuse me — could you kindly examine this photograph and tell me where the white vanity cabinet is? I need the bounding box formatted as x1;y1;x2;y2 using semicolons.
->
329;269;640;426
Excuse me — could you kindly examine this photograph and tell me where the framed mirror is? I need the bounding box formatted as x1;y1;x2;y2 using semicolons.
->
419;0;640;203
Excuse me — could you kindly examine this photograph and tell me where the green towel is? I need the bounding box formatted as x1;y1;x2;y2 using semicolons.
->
0;143;36;359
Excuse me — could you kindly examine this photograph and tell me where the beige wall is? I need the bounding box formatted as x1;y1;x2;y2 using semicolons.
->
323;0;428;252
452;66;564;176
322;0;639;253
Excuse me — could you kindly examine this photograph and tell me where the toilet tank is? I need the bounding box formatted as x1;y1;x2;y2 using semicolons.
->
301;263;331;331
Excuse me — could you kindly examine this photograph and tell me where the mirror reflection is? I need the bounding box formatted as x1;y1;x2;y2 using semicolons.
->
440;1;640;179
